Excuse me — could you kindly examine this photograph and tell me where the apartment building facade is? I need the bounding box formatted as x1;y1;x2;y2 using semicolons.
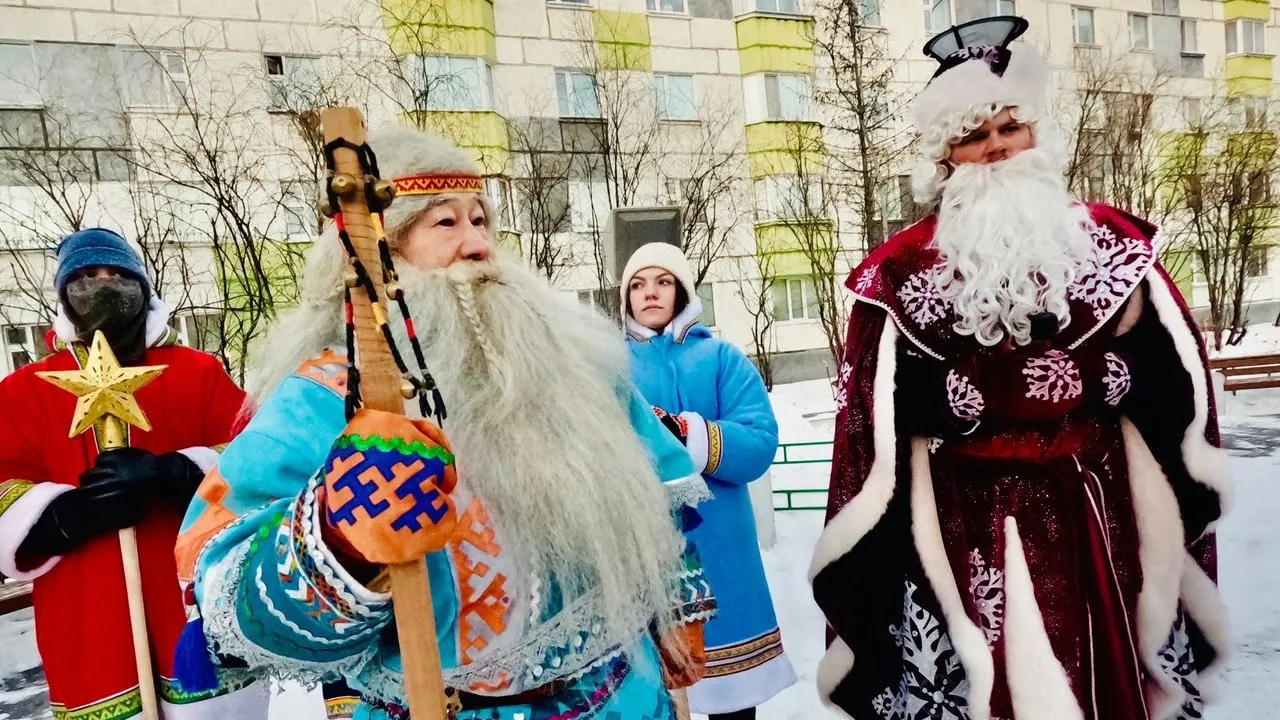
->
0;0;1275;377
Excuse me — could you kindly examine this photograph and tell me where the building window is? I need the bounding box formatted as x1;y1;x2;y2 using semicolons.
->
0;108;132;184
577;287;621;317
122;48;188;108
1241;95;1268;127
763;73;811;121
753;0;802;13
1181;97;1202;126
858;0;881;26
280;182;315;237
771;277;819;321
265;54;322;112
556;70;599;118
568;179;609;231
1151;0;1178;14
697;284;717;326
1180;19;1198;53
754;176;824;221
1129;14;1151;50
646;0;686;13
1226;19;1266;54
996;0;1014;13
1;322;52;373
409;56;493;112
1073;8;1096;45
653;74;696;120
923;0;951;32
176;312;224;354
1246;246;1269;277
485;177;518;230
0;44;40;108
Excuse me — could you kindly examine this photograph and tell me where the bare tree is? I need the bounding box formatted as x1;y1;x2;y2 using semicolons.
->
1159;96;1280;349
507;117;575;282
810;0;913;251
734;251;778;390
771;124;848;370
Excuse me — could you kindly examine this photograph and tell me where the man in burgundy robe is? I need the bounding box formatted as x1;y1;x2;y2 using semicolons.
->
811;17;1231;720
0;228;268;719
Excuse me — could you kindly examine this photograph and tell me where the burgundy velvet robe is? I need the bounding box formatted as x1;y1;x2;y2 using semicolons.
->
811;203;1230;720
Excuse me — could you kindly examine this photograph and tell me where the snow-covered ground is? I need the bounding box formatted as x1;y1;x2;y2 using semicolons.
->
2;379;1277;719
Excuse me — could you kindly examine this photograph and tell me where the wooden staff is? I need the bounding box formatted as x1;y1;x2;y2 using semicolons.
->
38;331;166;720
320;108;448;720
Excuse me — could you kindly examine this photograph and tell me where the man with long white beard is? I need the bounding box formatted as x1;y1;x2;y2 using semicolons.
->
812;17;1231;720
174;126;715;720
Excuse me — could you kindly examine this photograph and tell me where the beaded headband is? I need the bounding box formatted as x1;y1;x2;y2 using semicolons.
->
392;174;485;196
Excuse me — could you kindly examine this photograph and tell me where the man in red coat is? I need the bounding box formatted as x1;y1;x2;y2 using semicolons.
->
811;17;1232;720
0;228;268;719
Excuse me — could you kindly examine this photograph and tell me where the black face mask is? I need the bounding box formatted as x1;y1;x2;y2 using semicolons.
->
63;276;149;364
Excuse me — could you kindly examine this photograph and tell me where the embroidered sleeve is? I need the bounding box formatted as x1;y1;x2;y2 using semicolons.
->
198;474;392;681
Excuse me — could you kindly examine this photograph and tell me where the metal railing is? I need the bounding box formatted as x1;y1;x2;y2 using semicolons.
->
771;440;833;511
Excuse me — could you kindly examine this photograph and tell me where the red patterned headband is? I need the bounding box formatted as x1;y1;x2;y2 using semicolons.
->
393;173;485;196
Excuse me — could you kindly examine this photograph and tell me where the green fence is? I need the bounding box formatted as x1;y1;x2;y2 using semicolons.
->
771;440;833;511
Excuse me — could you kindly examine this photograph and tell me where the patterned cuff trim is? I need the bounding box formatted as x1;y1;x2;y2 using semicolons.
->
292;474;392;614
705;422;724;475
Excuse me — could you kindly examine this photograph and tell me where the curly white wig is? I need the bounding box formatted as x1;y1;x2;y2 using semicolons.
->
910;42;1063;207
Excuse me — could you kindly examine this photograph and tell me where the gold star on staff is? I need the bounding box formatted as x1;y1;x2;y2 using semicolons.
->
36;331;167;446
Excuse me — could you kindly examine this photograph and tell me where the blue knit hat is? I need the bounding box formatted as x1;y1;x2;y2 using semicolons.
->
54;228;149;292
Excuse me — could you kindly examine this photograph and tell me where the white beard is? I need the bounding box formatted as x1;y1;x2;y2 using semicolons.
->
390;256;686;649
933;146;1094;346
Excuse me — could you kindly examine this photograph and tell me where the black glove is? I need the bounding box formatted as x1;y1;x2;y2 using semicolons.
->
86;448;205;510
653;408;689;445
17;475;149;560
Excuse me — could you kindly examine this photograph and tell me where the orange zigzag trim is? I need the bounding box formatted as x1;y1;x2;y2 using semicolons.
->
393;174;484;196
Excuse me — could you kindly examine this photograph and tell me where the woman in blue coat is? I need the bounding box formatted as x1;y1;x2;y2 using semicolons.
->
621;242;796;719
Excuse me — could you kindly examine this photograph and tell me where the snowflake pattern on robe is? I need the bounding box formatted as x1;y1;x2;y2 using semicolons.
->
1103;352;1132;407
1157;611;1206;720
967;549;1005;648
1023;350;1084;403
1068;225;1152;320
899;268;951;327
872;581;971;720
855;266;879;295
835;362;853;414
945;371;984;422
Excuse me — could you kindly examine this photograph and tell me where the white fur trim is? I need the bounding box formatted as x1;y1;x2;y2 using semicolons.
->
161;679;271;720
910;438;994;720
809;321;899;580
178;446;221;475
54;296;175;349
1002;516;1085;719
0;482;74;580
1145;272;1235;529
912;43;1052;139
1179;552;1232;702
681;412;710;475
664;474;713;509
1122;419;1190;717
815;636;856;719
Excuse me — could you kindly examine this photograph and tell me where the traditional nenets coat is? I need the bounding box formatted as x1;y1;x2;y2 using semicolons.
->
177;126;715;720
0;229;267;719
811;17;1231;720
621;243;795;714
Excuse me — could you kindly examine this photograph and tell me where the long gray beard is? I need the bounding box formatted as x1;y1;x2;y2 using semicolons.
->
934;146;1094;346
392;256;686;647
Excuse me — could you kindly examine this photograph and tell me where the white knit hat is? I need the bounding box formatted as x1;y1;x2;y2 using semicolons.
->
619;242;697;312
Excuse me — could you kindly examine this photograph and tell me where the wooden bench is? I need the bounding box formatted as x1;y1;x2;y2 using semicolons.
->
0;580;32;615
1209;353;1280;392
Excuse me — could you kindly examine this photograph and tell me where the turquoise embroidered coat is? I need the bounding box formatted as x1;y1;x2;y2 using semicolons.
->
177;350;715;720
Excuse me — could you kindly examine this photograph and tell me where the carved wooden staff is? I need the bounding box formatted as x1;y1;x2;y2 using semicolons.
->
320;108;448;720
38;331;167;720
